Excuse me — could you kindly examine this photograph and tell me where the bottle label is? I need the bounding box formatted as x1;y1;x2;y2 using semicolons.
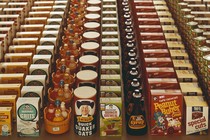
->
128;115;146;129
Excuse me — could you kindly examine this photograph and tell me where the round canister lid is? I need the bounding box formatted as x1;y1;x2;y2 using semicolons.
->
81;42;99;50
74;86;97;98
86;6;101;12
84;22;100;29
85;14;100;19
79;55;99;64
83;31;100;39
87;0;101;5
76;70;98;80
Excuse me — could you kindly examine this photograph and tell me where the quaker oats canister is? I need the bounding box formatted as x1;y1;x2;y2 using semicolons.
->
74;86;97;136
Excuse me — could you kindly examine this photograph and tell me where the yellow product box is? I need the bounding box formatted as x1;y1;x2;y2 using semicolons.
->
164;33;182;41
34;1;54;6
162;25;178;33
157;11;172;17
0;107;12;136
0;84;21;97
29;11;50;17
25;17;47;24
13;37;39;45
4;53;33;65
31;6;52;12
0;73;25;85
176;70;198;82
16;31;41;38
170;50;189;60
159;17;175;25
180;82;202;96
20;24;44;31
0;62;29;75
167;41;185;50
173;60;193;70
0;95;17;120
9;45;36;54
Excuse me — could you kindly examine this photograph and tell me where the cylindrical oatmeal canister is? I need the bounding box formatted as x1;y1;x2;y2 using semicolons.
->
79;55;99;71
76;70;98;88
81;42;100;56
74;86;97;136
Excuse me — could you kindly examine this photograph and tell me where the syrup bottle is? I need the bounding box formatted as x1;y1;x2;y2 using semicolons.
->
56;80;65;101
60;102;68;119
63;84;73;99
126;91;147;135
46;104;55;121
68;55;78;74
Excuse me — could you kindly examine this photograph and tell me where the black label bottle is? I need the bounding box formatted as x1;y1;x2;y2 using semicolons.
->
126;91;147;135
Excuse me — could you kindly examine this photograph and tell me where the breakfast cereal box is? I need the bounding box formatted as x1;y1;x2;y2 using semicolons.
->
184;96;209;135
100;97;122;136
0;107;12;136
0;95;17;120
150;89;183;135
16;97;40;137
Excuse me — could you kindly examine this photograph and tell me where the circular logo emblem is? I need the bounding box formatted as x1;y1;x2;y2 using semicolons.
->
18;104;37;121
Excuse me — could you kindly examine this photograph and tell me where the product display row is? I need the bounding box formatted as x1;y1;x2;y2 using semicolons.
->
0;0;210;139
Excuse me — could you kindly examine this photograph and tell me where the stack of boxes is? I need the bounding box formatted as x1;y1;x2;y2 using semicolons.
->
100;0;123;137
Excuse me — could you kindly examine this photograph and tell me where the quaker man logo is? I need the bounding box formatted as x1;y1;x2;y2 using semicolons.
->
76;100;94;122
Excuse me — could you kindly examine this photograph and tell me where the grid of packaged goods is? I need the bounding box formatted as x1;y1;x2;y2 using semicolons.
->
167;0;210;108
0;0;70;136
129;0;208;136
99;0;123;137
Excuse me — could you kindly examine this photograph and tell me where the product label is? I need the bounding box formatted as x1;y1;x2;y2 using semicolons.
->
31;69;48;79
74;99;96;136
151;94;182;136
18;104;37;121
186;106;208;135
100;98;122;136
38;49;52;55
27;80;43;86
128;115;146;129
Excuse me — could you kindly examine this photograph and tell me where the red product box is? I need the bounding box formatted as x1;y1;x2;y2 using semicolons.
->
144;58;173;67
146;67;176;78
143;49;170;58
137;12;158;18
148;78;180;89
150;89;183;136
138;18;160;25
141;40;167;49
134;1;154;6
135;6;156;12
140;32;165;40
139;25;162;32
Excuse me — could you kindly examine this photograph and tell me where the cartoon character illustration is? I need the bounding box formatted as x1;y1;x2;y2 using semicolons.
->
154;112;166;130
166;117;181;128
77;101;94;117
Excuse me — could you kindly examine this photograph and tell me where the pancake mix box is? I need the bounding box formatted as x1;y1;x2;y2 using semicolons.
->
100;97;122;136
150;89;183;136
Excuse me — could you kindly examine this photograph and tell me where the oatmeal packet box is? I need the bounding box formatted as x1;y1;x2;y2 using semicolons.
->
16;97;40;137
100;97;122;136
